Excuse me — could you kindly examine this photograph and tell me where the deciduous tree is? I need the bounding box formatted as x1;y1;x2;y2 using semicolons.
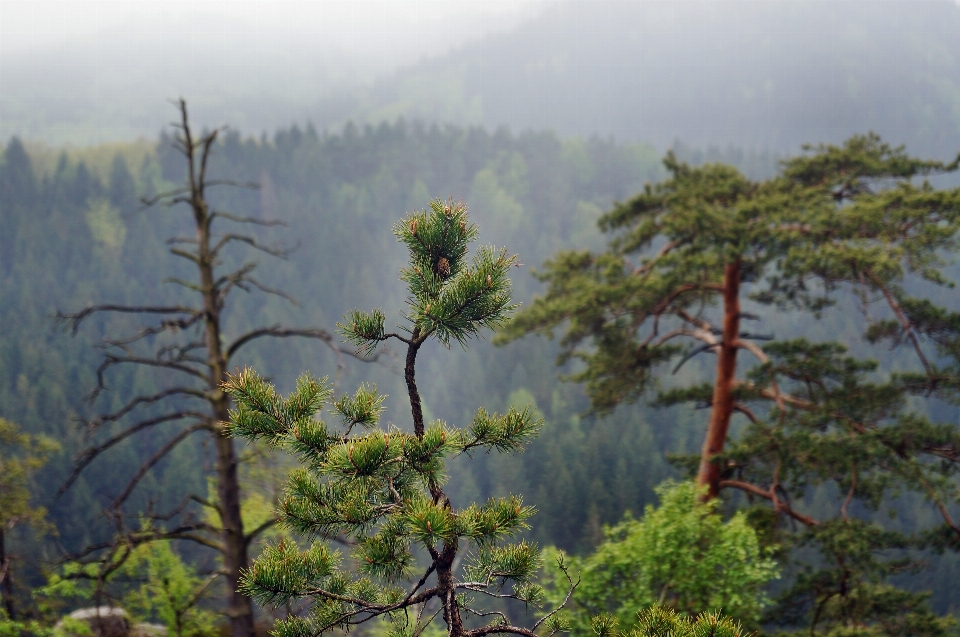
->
539;481;777;633
0;419;58;621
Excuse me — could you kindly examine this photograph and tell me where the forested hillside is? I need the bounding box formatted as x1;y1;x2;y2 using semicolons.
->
0;123;683;573
335;0;960;155
6;117;960;634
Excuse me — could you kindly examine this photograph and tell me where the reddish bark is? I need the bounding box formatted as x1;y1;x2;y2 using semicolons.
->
696;258;741;500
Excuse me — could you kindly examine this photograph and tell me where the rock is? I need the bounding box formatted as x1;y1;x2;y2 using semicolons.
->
130;623;167;637
57;607;130;637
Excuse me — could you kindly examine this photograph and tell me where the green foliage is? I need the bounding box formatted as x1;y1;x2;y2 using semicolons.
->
226;204;558;637
391;198;519;348
0;419;60;620
591;606;749;637
0;562;99;637
122;540;217;637
84;197;126;249
0;418;59;533
1;121;666;578
541;482;777;634
505;134;960;635
16;117;960;633
226;370;543;634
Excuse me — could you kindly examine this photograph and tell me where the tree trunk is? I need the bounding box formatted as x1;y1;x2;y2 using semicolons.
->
215;421;253;637
196;195;255;637
696;258;741;500
435;543;463;637
1;527;14;620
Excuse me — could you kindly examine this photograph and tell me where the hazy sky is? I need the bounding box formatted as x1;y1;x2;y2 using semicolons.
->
0;0;552;142
0;0;546;61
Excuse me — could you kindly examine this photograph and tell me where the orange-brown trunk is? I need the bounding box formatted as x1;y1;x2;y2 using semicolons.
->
696;258;741;500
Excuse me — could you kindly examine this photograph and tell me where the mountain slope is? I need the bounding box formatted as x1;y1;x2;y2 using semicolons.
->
326;0;960;155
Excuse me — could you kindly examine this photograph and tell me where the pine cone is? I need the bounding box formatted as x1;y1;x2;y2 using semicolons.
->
436;257;451;278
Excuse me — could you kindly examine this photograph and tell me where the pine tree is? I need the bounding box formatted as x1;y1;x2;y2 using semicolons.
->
591;606;748;637
224;200;578;637
500;135;960;634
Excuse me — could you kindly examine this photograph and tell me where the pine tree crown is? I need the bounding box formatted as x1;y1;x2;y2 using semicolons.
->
339;199;520;350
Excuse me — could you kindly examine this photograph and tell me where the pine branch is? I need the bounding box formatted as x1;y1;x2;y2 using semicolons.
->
720;480;819;526
865;271;935;379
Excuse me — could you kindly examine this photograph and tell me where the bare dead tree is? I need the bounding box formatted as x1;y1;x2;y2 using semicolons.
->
57;100;381;637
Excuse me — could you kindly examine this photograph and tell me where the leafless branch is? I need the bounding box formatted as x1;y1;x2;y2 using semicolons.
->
92;354;208;397
211;234;294;259
865;270;934;378
226;326;379;363
85;389;207;430
100;314;206;348
111;423;210;509
57;305;200;335
58;411;210;498
532;554;579;631
210;211;284;226
244;518;279;547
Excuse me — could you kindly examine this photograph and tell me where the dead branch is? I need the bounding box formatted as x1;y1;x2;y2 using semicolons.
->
211;234;293;259
111;423;210;509
210;211;283;226
101;314;205;348
226;326;377;363
243;518;278;547
93;353;208;393
85;389;207;429
57;305;200;335
58;411;209;498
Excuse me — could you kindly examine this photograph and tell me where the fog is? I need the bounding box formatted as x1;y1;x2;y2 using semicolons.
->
0;0;546;142
2;0;960;154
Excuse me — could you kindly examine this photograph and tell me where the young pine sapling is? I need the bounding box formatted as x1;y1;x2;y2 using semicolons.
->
225;200;578;637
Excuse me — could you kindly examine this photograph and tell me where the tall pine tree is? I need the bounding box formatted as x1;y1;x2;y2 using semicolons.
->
501;134;960;634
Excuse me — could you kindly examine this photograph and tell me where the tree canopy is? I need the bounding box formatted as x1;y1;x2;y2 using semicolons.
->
503;134;960;634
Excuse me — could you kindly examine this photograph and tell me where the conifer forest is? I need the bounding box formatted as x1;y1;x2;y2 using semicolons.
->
4;2;960;637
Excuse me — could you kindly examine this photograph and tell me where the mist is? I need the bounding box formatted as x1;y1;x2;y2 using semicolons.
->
0;0;546;143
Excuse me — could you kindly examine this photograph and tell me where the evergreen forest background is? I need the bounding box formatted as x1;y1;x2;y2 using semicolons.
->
4;0;960;632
